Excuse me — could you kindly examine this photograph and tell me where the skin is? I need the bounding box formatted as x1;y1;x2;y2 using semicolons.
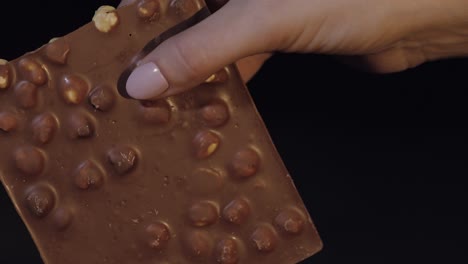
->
120;0;468;98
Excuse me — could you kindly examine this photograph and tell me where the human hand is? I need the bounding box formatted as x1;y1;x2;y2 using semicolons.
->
120;0;468;100
119;0;270;89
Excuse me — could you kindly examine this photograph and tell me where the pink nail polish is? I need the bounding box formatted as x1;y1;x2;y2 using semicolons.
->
126;62;169;100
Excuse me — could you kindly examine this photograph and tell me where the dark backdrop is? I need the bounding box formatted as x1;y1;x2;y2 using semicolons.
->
0;1;467;263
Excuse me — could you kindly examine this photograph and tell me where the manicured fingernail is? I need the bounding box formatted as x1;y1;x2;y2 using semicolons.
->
126;62;169;100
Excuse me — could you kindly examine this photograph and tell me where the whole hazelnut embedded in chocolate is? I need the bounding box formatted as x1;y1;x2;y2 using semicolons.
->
250;225;278;253
182;230;212;259
199;100;229;127
222;197;250;225
93;6;120;33
137;0;160;20
188;201;219;227
60;74;89;105
215;238;239;264
107;146;138;175
18;58;47;86
74;160;104;190
25;185;55;218
0;112;18;132
45;37;70;65
145;222;171;250
230;148;260;178
13;146;45;176
192;130;220;159
14;81;38;109
0;60;11;90
52;207;73;231
274;209;305;235
31;113;58;144
67;112;94;139
89;85;116;112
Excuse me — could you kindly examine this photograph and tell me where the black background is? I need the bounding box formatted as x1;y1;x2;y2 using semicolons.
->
1;1;467;263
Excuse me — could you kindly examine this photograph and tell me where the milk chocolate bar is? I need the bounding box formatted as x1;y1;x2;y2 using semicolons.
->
0;0;322;263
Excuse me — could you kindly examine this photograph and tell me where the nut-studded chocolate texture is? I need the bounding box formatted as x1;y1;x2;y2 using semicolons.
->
0;1;321;264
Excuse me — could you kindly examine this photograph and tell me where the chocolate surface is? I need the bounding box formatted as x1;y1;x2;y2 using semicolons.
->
0;1;321;263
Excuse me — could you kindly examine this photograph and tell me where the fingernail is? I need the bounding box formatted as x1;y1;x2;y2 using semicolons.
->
126;62;169;100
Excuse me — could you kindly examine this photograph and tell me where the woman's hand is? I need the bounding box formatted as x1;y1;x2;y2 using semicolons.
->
120;0;468;100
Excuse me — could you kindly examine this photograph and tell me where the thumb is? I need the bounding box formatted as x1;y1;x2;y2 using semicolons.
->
125;0;277;100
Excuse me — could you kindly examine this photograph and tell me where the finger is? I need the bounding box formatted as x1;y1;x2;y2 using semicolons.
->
125;0;280;100
235;53;272;83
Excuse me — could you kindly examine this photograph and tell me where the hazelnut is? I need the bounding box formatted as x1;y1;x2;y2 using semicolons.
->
45;37;70;65
14;146;44;176
137;0;160;20
215;238;239;264
14;81;38;109
32;113;58;144
67;112;94;139
222;197;250;225
250;225;278;252
188;201;219;227
182;230;212;259
52;207;73;231
0;59;10;90
74;160;104;190
230;148;260;179
59;75;89;105
107;146;138;175
18;58;47;86
192;130;220;159
25;185;55;218
199;100;229;127
93;6;119;33
145;222;171;250
89;85;116;112
0;112;18;132
274;209;305;235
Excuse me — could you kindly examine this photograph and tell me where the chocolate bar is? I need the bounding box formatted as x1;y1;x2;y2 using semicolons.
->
0;0;322;263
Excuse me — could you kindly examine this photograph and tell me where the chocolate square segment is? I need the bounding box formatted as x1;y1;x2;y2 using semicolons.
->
0;1;321;263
